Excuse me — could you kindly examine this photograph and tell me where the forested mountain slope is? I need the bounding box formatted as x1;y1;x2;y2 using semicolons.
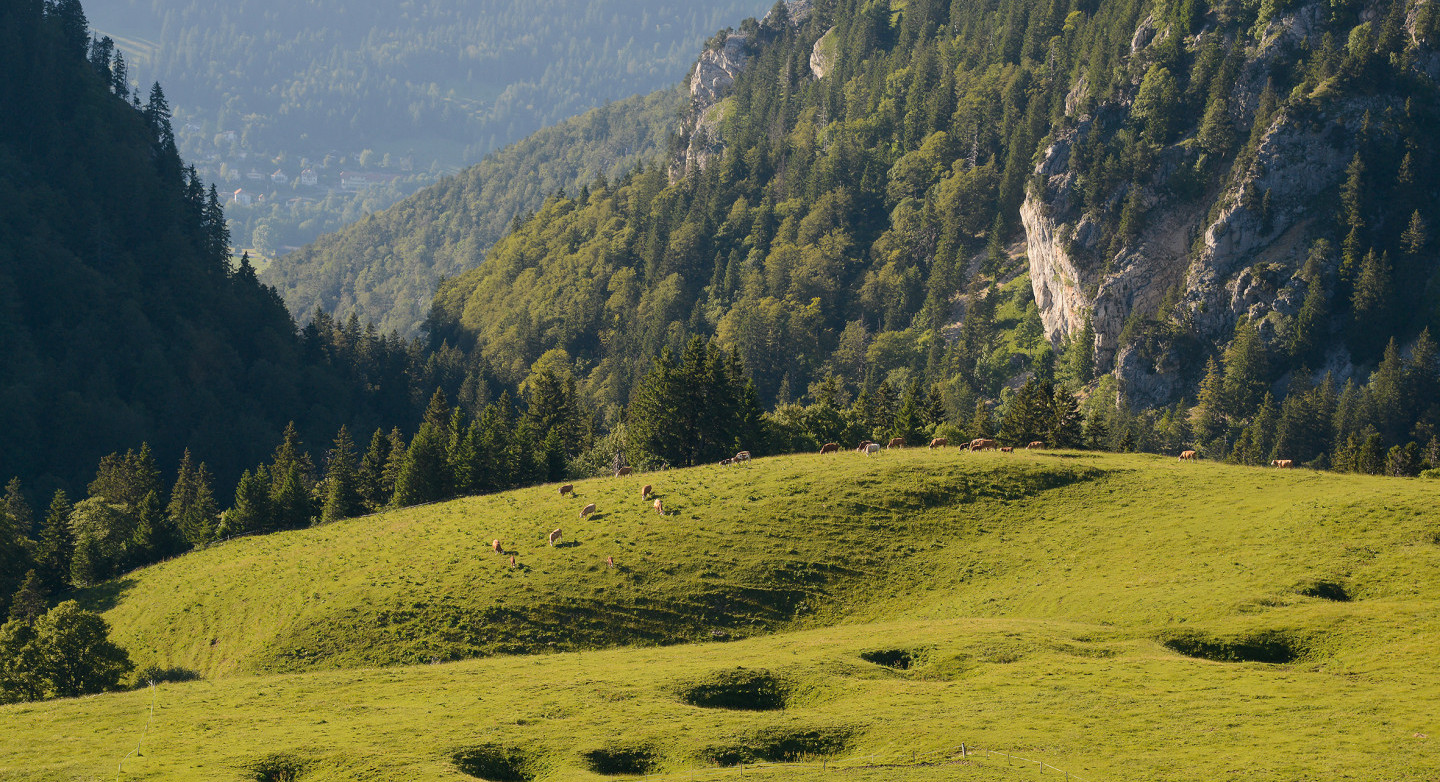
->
0;0;434;499
417;0;1440;466
263;87;685;336
84;0;773;287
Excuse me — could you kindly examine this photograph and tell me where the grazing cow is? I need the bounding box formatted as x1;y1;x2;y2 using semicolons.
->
615;466;632;477
735;451;752;462
492;539;502;554
856;440;873;452
887;437;905;449
969;438;997;451
999;446;1014;453
1179;450;1198;461
581;503;597;518
719;458;733;467
653;498;664;515
1027;441;1044;450
642;484;653;500
549;528;562;546
1272;459;1294;468
820;442;839;454
865;443;881;456
929;437;948;449
559;484;573;496
606;556;615;568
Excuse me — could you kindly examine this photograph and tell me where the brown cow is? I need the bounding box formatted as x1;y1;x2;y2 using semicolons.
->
734;451;752;462
719;458;733;466
558;484;573;496
1179;450;1198;461
492;539;502;554
999;446;1014;453
653;498;664;515
820;442;840;454
642;484;653;500
548;528;562;546
580;503;597;518
606;556;615;568
856;440;873;452
969;438;997;451
1271;459;1294;468
887;437;905;449
1027;441;1044;450
509;555;516;568
615;466;632;477
929;437;948;449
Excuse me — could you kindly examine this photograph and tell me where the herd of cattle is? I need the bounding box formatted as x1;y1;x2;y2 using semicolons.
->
488;438;1299;569
816;437;1048;456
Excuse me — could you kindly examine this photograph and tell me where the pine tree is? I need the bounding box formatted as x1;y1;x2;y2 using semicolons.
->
1291;241;1332;365
7;572;46;625
33;492;72;594
357;429;391;512
968;399;995;440
1048;387;1084;448
1066;316;1096;384
271;465;314;530
1349;249;1393;359
392;422;450;507
168;450;218;548
320;426;362;524
222;467;272;537
269;422;314;492
380;427;408;504
891;381;926;445
1221;319;1267;417
1194;356;1227;446
1338;152;1366;282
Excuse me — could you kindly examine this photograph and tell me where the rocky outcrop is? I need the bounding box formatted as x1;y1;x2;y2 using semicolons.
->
810;26;837;79
1022;0;1397;406
671;1;815;181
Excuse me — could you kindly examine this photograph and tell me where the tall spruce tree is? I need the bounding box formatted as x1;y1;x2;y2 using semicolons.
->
32;492;73;594
320;426;362;524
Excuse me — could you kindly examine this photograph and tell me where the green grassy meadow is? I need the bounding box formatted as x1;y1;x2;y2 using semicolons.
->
2;450;1437;781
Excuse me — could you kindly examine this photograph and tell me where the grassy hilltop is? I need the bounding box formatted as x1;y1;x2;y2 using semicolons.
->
2;450;1438;781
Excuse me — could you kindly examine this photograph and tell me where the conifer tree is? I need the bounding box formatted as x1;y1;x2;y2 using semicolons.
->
891;380;926;445
1291;241;1332;365
380;427;408;504
392;422;450;507
169;451;219;548
271;466;313;530
1048;387;1084;448
223;467;272;537
1349;250;1393;358
1194;356;1227;446
1221;320;1267;417
320;426;362;524
1066;316;1096;385
33;492;72;594
357;429;391;512
7;572;46;625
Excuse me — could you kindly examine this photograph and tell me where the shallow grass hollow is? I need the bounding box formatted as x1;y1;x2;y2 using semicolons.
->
452;744;536;782
678;668;791;710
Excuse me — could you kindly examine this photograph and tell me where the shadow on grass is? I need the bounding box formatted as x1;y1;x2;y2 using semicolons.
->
72;577;138;613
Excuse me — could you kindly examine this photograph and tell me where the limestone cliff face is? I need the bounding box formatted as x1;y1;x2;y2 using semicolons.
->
1022;0;1427;406
670;1;814;182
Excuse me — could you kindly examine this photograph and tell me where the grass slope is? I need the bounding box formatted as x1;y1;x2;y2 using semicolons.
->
2;451;1438;781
